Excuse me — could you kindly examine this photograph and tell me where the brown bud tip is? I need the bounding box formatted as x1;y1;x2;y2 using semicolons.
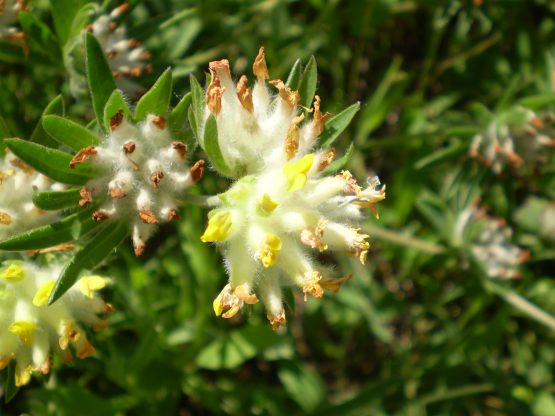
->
122;140;136;154
79;187;93;207
130;67;143;77
104;303;115;314
168;208;180;221
110;187;127;199
206;73;225;115
113;2;130;15
150;171;164;188
151;115;166;129
70;146;97;169
140;51;151;61
191;160;205;182
172;142;187;159
312;95;332;136
128;39;140;48
134;241;145;256
108;21;117;32
318;148;336;171
209;59;231;76
112;71;122;80
106;50;117;60
139;209;158;224
92;211;110;222
284;113;305;160
0;211;12;225
530;116;544;129
236;75;254;112
270;79;300;109
253;47;269;80
110;110;124;130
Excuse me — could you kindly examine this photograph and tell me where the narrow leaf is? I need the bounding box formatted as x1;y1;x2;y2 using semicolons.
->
4;361;19;403
43;115;100;151
135;68;173;121
32;188;82;210
30;95;65;147
49;221;128;304
189;74;204;139
0;204;100;250
168;92;192;132
5;138;98;185
319;102;360;148
297;56;318;108
204;115;232;176
323;142;354;174
519;93;555;109
0;113;9;156
103;89;132;131
86;32;117;129
285;58;302;89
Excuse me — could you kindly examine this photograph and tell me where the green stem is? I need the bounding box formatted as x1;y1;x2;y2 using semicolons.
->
364;223;446;255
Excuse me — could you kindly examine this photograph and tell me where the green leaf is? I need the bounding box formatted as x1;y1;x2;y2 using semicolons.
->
86;32;117;130
319;102;360;148
103;89;132;131
30;95;65;147
189;74;204;138
297;56;318;108
135;68;173;121
278;362;326;413
3;361;19;403
49;0;87;46
285;58;302;89
323;142;354;174
168;92;192;132
43;115;100;151
188;106;198;139
414;140;469;170
0;204;100;250
519;93;555;109
0;113;9;156
18;11;59;57
32;188;82;210
49;221;128;304
204;115;232;176
5;138;98;185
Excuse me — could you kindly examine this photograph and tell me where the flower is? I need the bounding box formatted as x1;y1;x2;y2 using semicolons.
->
0;152;60;241
454;203;528;279
69;113;203;256
198;49;385;329
0;260;111;386
88;3;151;96
470;106;555;174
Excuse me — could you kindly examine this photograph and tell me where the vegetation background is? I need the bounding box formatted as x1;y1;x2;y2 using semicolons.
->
1;0;555;414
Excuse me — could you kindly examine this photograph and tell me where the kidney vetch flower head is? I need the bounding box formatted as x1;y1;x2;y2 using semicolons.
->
0;260;111;386
69;110;204;256
0;151;60;241
196;49;386;330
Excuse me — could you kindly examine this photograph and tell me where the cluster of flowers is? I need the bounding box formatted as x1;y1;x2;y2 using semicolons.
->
470;106;555;174
0;261;110;386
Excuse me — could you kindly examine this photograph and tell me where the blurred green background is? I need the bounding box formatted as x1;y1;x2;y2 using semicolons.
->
2;0;555;414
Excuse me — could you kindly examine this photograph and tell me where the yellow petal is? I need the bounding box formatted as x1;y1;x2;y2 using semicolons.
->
79;275;107;298
33;280;55;307
9;321;37;346
1;263;25;282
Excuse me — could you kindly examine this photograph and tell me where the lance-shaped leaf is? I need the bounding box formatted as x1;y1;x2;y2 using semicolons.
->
285;58;302;89
5;138;98;185
30;95;65;147
49;221;129;304
189;74;204;139
297;56;318;108
3;361;19;403
86;32;117;130
323;142;354;175
319;102;360;148
0;204;100;250
43;115;101;151
135;68;173;121
103;89;132;131
204;115;232;177
168;92;192;132
32;188;82;210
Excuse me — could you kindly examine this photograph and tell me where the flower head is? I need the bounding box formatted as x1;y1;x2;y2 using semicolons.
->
0;260;111;386
0;0;24;37
70;113;202;256
470;106;555;174
196;49;385;329
0;152;60;240
454;203;528;279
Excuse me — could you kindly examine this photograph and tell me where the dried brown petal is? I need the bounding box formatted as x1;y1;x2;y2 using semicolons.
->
79;187;93;207
92;211;110;221
236;75;254;112
318;148;336;171
209;59;231;78
270;79;300;109
134;241;145;257
122;140;135;154
0;211;12;225
110;110;124;130
151;115;166;129
191;160;205;182
110;187;127;199
312;95;332;136
168;208;180;221
284;113;305;160
106;50;117;60
172;142;187;159
253;47;269;80
70;146;97;168
139;209;158;224
150;170;164;188
206;73;225;115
